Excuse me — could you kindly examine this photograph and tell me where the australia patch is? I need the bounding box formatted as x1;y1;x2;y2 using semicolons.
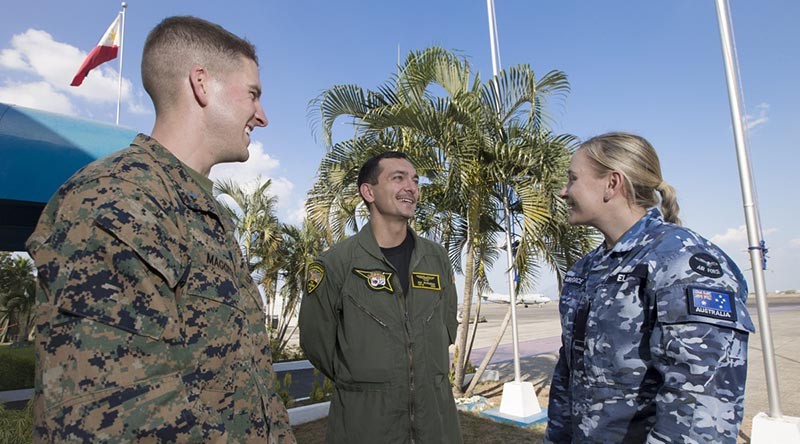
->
411;272;441;291
354;269;394;293
687;286;737;321
689;253;724;278
306;263;325;294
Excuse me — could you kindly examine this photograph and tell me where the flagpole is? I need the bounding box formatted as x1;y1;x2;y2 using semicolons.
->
486;0;543;422
116;2;127;125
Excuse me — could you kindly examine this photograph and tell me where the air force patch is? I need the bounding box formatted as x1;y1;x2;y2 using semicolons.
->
306;263;325;294
687;286;737;321
354;269;394;293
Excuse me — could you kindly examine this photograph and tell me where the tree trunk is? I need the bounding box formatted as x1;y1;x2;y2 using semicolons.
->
465;305;512;397
453;211;478;397
463;291;484;368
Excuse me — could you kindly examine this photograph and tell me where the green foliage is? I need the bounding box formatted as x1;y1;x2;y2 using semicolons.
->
270;340;305;363
0;400;33;444
0;345;34;390
274;372;294;408
308;370;334;403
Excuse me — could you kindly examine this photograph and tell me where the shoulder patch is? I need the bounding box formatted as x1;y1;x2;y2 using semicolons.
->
687;286;737;321
689;253;723;278
353;268;394;293
411;272;441;291
306;263;325;294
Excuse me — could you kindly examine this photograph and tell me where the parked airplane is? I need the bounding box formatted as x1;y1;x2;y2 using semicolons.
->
480;292;551;308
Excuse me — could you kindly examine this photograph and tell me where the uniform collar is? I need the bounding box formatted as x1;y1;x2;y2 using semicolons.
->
357;221;419;261
607;207;664;255
131;134;230;228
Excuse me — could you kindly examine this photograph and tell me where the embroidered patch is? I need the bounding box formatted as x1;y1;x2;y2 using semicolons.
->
306;263;325;294
563;275;585;286
411;272;441;291
353;269;394;293
689;253;724;278
687;286;737;321
606;264;649;284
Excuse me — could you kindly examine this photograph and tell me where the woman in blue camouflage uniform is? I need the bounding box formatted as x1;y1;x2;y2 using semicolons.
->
544;132;754;443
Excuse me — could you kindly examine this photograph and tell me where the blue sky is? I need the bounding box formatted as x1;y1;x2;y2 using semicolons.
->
2;1;798;294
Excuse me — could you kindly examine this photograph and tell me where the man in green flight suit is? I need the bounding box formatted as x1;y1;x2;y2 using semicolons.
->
27;16;294;442
299;151;462;444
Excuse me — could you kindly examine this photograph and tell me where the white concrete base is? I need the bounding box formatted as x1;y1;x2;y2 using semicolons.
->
751;412;800;443
498;381;541;418
288;401;330;426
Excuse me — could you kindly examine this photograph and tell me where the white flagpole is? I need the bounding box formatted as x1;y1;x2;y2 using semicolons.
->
714;1;800;441
116;2;127;125
486;0;543;421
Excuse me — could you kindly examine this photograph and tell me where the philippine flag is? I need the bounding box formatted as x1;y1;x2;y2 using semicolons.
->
70;15;121;87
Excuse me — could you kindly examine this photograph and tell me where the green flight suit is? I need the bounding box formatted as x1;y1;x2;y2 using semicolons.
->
299;222;462;444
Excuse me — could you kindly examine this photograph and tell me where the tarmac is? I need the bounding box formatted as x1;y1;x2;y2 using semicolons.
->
468;292;800;442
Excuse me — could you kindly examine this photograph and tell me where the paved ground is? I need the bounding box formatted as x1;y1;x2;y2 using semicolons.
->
469;293;800;442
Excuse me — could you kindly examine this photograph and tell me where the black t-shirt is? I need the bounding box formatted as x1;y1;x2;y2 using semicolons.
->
381;232;415;295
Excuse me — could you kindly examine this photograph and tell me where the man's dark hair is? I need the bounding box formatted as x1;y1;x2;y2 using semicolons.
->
357;151;410;207
142;16;257;113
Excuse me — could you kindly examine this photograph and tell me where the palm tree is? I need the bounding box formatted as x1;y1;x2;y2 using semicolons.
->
307;46;594;396
272;222;328;357
0;253;36;344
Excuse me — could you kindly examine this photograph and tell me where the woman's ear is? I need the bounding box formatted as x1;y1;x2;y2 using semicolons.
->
605;170;624;202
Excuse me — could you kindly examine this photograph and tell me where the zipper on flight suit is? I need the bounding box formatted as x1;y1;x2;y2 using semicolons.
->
398;278;416;443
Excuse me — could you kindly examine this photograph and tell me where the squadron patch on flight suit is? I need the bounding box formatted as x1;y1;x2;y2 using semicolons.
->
687;286;737;321
353;269;394;293
307;263;325;294
411;272;441;290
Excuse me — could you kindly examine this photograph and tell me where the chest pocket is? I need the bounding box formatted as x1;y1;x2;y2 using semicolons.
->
582;264;651;387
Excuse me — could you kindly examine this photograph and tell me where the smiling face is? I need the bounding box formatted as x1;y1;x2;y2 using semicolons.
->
559;148;610;228
361;157;420;222
206;56;267;165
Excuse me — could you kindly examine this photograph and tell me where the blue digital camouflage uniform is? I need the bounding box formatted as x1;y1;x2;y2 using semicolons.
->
27;134;295;443
299;222;462;444
545;208;755;443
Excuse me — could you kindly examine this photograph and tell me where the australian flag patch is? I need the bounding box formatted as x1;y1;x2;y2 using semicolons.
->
687;286;737;321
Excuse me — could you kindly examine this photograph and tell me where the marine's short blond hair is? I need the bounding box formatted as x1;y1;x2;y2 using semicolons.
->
141;16;257;113
580;132;681;225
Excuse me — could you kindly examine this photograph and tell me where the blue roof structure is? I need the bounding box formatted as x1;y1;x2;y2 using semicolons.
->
0;102;138;251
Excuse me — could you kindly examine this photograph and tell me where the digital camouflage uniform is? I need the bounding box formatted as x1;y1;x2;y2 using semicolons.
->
545;208;755;443
298;223;462;444
27;134;295;443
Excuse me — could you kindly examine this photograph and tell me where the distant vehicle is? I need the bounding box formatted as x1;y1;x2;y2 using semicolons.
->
480;292;551;308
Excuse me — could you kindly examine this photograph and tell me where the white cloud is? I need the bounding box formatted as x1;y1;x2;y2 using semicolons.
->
711;225;777;247
285;200;308;225
0;80;75;114
745;103;769;131
209;141;296;216
790;239;800;249
0;28;139;111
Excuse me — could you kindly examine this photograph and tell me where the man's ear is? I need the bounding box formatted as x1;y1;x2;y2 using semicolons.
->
189;65;210;107
359;183;375;204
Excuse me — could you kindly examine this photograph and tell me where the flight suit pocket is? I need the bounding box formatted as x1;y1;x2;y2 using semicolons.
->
340;293;396;383
423;298;450;375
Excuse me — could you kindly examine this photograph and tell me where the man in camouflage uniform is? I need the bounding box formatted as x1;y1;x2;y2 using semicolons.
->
546;133;754;443
299;152;462;443
27;16;295;442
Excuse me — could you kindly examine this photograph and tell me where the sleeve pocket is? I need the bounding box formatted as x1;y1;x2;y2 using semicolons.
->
655;284;755;334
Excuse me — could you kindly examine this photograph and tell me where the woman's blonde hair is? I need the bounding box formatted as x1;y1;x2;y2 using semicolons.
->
580;132;681;225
